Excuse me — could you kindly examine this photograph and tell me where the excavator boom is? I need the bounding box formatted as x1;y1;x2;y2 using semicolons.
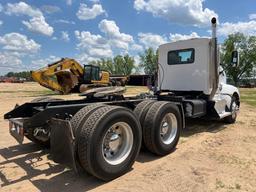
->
31;58;84;94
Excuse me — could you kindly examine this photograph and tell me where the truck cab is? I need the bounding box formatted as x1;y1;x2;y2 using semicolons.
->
158;27;240;121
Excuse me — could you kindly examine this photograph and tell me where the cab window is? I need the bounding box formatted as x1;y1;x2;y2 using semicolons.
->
91;66;100;81
84;65;100;81
168;48;195;65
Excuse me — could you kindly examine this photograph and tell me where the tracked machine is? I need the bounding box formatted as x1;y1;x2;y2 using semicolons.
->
31;58;127;94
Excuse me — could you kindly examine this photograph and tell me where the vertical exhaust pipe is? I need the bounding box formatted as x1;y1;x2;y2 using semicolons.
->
210;17;219;99
211;17;217;39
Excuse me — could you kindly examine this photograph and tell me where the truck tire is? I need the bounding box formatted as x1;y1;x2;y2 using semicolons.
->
70;104;105;136
134;100;156;127
224;96;239;124
77;106;142;181
143;101;182;156
70;104;106;170
134;100;156;150
26;97;64;147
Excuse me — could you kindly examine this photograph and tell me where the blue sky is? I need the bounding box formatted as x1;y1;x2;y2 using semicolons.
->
0;0;256;75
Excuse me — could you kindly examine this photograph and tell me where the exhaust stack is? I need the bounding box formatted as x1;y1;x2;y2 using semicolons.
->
210;17;219;99
211;17;217;39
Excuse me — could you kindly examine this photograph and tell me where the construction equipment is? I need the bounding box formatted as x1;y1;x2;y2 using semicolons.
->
31;58;110;94
4;17;240;181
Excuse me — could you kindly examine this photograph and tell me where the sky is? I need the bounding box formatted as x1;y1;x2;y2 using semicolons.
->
0;0;256;75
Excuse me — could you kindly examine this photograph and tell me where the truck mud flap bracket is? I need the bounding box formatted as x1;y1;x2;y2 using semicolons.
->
49;118;79;172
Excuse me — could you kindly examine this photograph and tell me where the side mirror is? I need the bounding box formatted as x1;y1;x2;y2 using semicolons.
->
231;51;239;66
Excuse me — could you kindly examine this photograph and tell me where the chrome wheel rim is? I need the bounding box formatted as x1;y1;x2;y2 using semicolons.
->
102;122;133;165
160;113;178;145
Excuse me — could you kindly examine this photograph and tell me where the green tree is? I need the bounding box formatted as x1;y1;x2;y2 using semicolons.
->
90;58;115;74
139;48;158;75
113;55;124;74
90;55;135;75
122;54;135;75
113;54;135;75
221;33;256;86
5;71;32;80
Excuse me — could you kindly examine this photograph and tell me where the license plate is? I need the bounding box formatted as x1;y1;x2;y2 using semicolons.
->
9;119;24;144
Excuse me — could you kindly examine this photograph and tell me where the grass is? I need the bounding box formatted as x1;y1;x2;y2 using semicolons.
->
216;179;225;189
239;88;256;106
215;179;242;190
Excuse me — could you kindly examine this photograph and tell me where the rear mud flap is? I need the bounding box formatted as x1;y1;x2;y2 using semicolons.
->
49;118;79;172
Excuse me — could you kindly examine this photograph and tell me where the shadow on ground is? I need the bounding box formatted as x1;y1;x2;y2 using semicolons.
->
0;119;227;192
0;143;104;192
182;118;228;137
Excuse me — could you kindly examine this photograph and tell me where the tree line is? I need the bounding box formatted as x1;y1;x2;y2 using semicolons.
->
4;32;256;86
4;71;33;80
88;49;158;76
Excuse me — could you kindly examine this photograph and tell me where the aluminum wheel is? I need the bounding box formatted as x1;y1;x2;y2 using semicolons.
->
160;113;178;145
102;122;133;165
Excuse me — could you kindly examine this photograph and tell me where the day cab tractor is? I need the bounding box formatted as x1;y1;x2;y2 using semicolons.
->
4;18;240;181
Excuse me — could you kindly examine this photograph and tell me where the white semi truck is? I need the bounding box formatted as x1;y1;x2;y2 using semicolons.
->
4;17;240;181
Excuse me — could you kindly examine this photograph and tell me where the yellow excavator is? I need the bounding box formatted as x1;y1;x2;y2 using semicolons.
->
31;58;111;94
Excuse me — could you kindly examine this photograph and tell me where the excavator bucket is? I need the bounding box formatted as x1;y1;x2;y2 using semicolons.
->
31;58;84;94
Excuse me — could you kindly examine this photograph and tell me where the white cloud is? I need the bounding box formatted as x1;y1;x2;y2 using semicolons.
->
0;52;23;67
218;20;256;36
22;16;54;36
75;31;108;49
54;19;75;25
88;48;113;58
5;2;42;17
61;31;70;42
0;35;41;73
31;55;61;69
99;19;134;50
41;5;61;14
169;32;200;42
134;0;218;27
249;14;256;20
75;30;113;63
138;33;167;49
75;19;148;63
0;20;3;26
0;51;30;75
77;3;106;20
131;44;144;52
89;0;100;3
66;0;72;5
0;33;41;53
5;2;54;36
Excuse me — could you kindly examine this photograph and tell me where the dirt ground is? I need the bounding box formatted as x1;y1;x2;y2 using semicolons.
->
0;83;256;192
